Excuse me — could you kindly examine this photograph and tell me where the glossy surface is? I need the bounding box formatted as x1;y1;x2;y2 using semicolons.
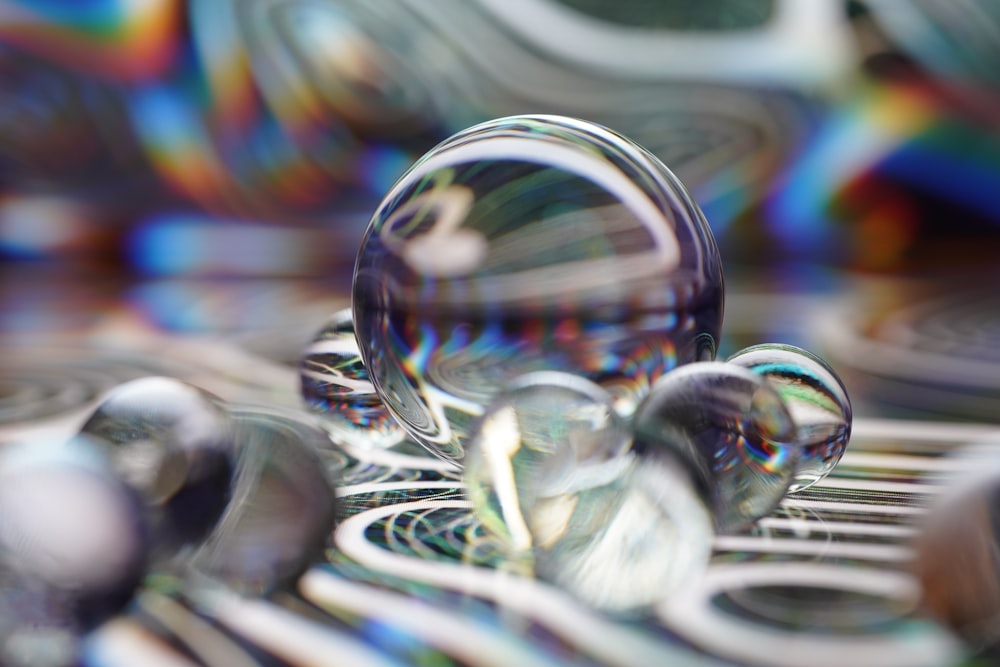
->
0;436;148;666
464;372;712;612
353;114;724;463
300;308;407;449
79;377;234;552
727;344;851;492
189;406;338;595
632;362;798;531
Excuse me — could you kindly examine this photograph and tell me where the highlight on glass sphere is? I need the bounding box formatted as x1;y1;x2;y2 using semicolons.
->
631;362;799;532
353;114;725;464
727;343;852;492
299;307;407;449
464;371;713;613
79;376;235;553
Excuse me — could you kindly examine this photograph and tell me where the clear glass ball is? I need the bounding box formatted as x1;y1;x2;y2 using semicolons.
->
79;376;234;552
299;308;407;449
353;114;724;463
632;362;799;531
464;371;712;612
727;344;852;492
0;436;148;663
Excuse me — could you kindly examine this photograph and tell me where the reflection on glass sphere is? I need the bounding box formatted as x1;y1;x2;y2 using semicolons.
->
727;343;851;492
632;362;798;531
354;114;724;463
299;308;407;449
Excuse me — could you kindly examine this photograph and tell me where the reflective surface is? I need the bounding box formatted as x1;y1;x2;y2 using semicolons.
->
632;362;798;531
0;436;148;667
727;344;851;492
189;406;338;595
80;377;235;552
464;372;712;612
354;114;724;463
300;308;407;449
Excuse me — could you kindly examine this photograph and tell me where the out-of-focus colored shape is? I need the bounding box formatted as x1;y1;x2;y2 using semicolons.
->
864;0;1000;90
353;114;725;463
0;195;97;258
128;213;339;276
0;0;180;80
765;80;1000;269
914;446;1000;661
0;0;854;274
476;0;853;87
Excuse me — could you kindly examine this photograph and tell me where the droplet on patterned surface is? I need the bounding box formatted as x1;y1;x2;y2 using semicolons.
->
727;344;851;492
464;372;712;612
0;436;149;665
353;114;725;464
632;362;799;532
79;376;234;553
188;406;337;595
299;308;406;449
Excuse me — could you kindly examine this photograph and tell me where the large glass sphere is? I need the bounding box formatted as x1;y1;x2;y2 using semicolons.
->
353;114;724;463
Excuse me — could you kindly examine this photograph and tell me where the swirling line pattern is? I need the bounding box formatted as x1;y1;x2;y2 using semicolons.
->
2;289;995;665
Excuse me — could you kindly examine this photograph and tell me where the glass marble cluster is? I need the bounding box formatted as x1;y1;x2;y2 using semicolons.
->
0;376;338;664
462;351;849;609
352;114;724;464
338;114;854;609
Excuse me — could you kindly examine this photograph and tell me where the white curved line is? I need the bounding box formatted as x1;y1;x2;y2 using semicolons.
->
334;498;729;667
300;571;561;667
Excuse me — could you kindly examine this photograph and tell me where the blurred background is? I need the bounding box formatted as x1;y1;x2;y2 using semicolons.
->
2;0;1000;421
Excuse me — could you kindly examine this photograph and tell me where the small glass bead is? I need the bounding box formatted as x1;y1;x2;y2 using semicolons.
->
727;344;851;492
299;308;406;449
